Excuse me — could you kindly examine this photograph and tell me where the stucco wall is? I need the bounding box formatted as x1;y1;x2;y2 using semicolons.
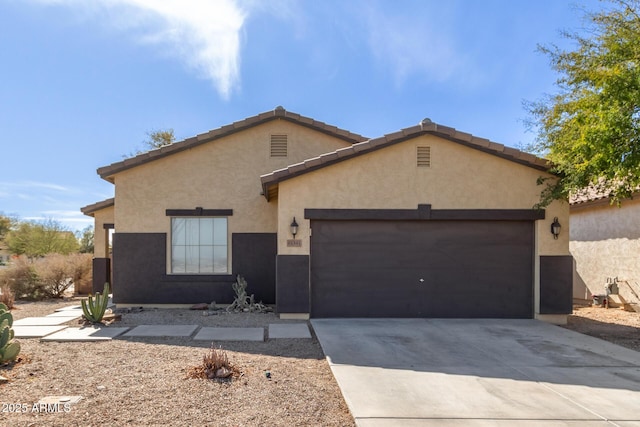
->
570;198;640;297
276;134;569;257
93;205;114;258
111;119;352;270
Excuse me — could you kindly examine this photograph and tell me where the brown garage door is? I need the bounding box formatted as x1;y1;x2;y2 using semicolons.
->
310;220;534;318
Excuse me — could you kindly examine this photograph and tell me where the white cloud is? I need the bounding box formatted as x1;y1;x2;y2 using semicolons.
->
24;211;93;232
43;210;94;230
0;181;71;194
42;210;85;218
0;181;99;231
29;0;247;99
361;2;467;85
23;181;71;192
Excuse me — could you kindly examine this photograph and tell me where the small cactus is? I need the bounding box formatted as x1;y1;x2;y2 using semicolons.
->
81;282;110;323
0;311;12;327
0;302;20;363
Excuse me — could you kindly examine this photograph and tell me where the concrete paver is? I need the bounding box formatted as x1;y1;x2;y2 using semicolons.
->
269;323;311;339
13;325;68;338
312;319;640;427
357;421;614;427
41;326;129;341
194;327;264;341
14;316;79;326
122;324;198;337
46;310;82;318
55;305;82;312
38;395;83;405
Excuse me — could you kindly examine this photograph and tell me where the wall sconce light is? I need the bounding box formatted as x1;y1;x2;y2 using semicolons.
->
290;217;299;239
551;217;561;240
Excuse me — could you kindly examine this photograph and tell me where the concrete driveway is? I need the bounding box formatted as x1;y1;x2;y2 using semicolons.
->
311;319;640;427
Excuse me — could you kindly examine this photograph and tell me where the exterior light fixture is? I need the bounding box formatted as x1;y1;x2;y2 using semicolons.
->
551;217;561;240
290;217;299;239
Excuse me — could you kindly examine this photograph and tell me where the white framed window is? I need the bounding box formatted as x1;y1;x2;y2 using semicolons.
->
171;217;228;274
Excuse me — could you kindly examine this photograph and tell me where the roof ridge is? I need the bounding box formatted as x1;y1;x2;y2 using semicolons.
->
97;107;368;182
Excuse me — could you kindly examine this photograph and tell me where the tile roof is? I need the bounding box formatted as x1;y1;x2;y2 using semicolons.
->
570;185;638;207
97;107;368;182
260;118;551;200
569;186;611;206
80;198;114;216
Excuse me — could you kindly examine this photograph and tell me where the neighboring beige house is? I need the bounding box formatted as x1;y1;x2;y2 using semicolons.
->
570;191;640;303
82;107;572;321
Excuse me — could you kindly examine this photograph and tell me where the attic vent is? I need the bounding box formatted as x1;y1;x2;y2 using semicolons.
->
270;134;288;157
417;146;431;167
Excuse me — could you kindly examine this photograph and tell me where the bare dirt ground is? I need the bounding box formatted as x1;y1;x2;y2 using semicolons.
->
1;299;355;427
561;304;640;352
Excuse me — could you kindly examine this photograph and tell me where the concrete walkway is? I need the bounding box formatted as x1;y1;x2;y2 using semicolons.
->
13;305;312;342
13;306;83;339
312;318;640;427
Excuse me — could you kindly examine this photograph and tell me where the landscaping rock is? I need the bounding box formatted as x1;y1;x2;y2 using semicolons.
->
215;367;232;378
103;313;122;322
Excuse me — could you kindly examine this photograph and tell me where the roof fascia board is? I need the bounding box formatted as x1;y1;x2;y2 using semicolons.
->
80;197;115;216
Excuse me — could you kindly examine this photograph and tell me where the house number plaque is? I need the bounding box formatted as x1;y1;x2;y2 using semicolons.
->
286;239;302;247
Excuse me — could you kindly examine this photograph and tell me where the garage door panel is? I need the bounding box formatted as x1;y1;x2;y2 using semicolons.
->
311;280;424;318
310;220;533;318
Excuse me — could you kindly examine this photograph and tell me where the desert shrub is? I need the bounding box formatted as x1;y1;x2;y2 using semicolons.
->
0;253;93;300
0;256;43;300
33;254;72;298
34;253;93;298
68;253;92;294
187;343;236;381
0;285;15;309
203;344;231;378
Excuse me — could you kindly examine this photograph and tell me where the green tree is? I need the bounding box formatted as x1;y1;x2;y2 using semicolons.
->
77;225;94;254
125;128;176;158
526;0;640;206
144;128;176;150
5;219;79;259
0;214;13;241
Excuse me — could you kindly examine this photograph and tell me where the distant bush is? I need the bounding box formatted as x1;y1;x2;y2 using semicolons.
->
0;256;42;300
67;253;92;295
0;254;92;300
33;254;70;298
0;284;15;309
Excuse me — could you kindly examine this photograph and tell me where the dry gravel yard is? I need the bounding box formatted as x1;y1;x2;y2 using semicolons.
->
561;304;640;351
1;299;354;427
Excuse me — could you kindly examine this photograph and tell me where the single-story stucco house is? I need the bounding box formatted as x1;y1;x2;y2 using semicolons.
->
81;107;572;321
570;190;640;305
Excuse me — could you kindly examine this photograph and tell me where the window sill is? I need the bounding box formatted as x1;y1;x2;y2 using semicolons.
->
162;274;234;282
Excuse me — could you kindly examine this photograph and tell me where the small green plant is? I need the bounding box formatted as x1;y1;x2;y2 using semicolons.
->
81;282;110;323
0;302;20;363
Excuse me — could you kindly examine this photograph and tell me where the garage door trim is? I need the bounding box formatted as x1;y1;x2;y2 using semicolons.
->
305;204;545;221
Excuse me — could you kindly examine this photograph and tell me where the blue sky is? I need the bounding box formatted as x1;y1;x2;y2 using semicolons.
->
0;0;603;232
